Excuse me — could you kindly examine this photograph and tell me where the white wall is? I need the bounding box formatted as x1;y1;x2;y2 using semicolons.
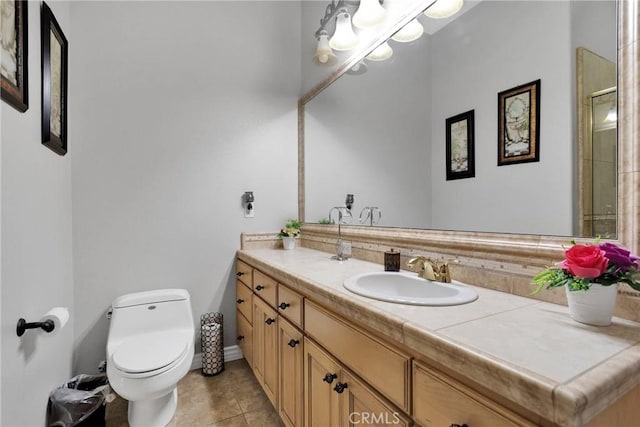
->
1;2;75;425
429;1;574;235
70;1;301;374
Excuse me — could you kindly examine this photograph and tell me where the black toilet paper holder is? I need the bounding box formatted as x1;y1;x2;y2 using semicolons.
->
16;318;55;337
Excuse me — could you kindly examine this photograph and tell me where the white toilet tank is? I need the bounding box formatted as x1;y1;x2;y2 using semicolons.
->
108;289;194;345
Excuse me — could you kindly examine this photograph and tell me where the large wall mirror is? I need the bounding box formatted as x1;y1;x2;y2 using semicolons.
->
301;0;630;241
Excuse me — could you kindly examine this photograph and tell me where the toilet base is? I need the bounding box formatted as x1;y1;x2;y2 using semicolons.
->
127;387;177;427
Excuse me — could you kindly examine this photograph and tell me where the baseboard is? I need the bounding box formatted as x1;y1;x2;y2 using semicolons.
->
190;345;244;370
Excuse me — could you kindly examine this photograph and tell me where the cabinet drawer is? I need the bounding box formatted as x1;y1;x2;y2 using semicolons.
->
278;284;304;329
413;361;531;427
236;281;253;324
236;259;253;287
304;301;411;412
253;269;278;308
236;311;253;366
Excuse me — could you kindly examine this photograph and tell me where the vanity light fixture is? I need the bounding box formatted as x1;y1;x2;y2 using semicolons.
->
329;8;359;51
424;0;464;19
366;41;393;61
352;0;386;29
314;0;386;66
391;18;424;43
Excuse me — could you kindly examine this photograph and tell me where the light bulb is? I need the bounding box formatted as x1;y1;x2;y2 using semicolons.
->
366;42;393;61
391;18;424;43
424;0;464;19
314;30;337;66
353;0;386;29
329;10;359;51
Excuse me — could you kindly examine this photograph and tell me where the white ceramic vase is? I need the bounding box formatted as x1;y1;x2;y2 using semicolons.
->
565;283;617;326
282;237;296;250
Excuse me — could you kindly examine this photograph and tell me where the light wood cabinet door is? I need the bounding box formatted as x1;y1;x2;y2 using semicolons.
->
278;284;304;329
236;310;253;366
413;361;531;427
253;297;279;407
304;338;341;427
305;301;411;412
278;318;304;427
236;259;253;287
340;371;412;427
236;281;253;324
253;269;278;307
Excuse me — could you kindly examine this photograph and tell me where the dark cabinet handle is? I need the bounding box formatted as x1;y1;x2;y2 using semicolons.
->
323;373;337;384
279;302;290;310
265;318;275;325
236;271;245;277
333;382;348;393
236;298;244;304
237;335;244;341
450;424;468;427
288;339;300;348
255;285;265;291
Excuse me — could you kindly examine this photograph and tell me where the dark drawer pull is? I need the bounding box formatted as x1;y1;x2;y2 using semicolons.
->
323;373;337;384
450;424;468;427
265;318;275;325
255;285;265;291
237;335;244;341
279;302;290;310
236;298;244;304
287;339;300;348
236;271;245;277
333;382;348;394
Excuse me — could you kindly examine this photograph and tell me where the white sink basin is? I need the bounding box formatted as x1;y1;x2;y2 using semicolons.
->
343;272;478;306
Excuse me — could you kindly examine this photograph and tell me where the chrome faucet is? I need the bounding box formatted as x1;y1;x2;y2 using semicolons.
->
407;256;451;283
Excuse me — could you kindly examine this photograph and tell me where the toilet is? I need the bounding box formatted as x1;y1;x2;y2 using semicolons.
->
106;289;194;427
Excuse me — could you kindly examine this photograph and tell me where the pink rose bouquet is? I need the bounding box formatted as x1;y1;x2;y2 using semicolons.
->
532;240;640;293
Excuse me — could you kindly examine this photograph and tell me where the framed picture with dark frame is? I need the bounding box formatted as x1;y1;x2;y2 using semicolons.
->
498;79;540;166
41;2;68;156
446;109;475;180
1;0;28;112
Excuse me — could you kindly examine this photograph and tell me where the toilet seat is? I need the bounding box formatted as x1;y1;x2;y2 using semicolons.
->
112;330;190;378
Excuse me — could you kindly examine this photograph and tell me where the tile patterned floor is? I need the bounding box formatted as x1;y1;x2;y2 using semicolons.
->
106;359;283;426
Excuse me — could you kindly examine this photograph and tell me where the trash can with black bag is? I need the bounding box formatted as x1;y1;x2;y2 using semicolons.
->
47;374;114;427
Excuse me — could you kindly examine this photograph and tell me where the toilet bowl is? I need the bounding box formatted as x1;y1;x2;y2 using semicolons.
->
106;289;195;427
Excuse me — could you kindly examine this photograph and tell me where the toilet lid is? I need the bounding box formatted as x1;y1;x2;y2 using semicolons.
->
112;330;189;374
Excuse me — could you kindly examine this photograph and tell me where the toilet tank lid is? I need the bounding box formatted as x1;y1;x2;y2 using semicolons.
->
112;289;190;308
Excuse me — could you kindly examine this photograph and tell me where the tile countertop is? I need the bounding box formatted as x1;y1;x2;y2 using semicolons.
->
238;247;640;426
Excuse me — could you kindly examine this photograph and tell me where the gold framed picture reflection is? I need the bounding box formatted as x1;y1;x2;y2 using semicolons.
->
41;2;68;156
1;0;28;112
446;110;475;180
498;79;540;166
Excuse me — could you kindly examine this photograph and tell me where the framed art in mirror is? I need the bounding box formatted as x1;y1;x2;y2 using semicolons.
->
446;109;475;181
41;2;68;156
0;0;28;112
498;79;540;166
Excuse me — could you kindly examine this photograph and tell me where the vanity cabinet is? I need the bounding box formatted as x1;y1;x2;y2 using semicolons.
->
304;337;411;427
305;300;411;413
413;361;533;427
236;257;538;427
